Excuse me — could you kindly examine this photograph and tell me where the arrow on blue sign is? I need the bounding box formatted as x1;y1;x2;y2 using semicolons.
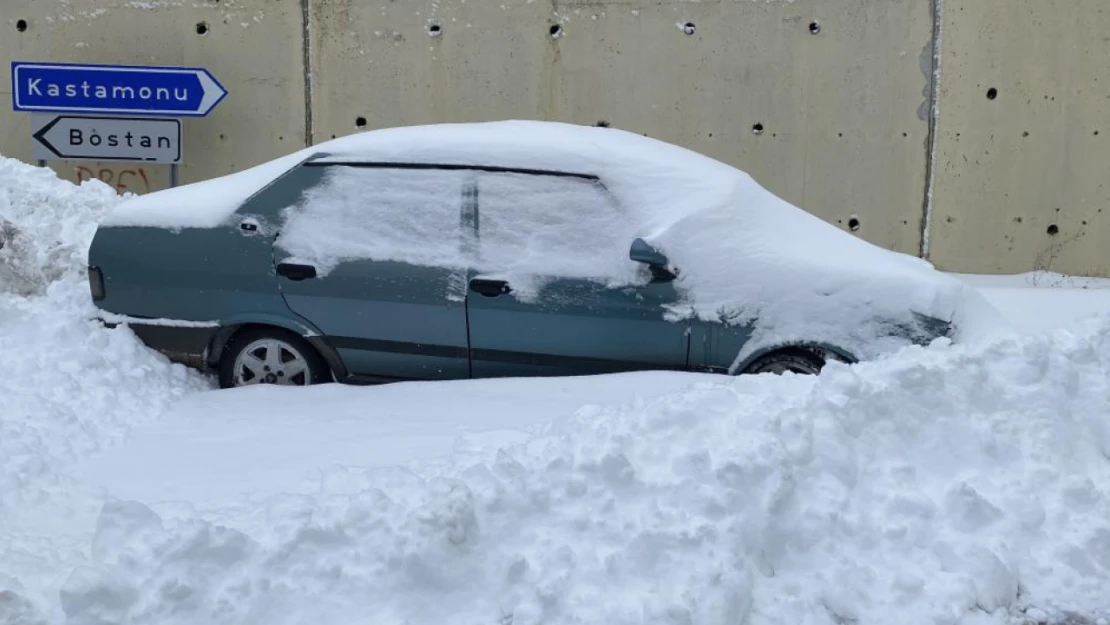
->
10;61;228;117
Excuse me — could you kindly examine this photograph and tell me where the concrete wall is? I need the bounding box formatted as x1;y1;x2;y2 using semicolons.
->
927;0;1110;276
310;0;933;257
2;0;1108;276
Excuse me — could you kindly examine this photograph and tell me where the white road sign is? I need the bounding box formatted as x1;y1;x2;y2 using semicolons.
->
31;114;182;164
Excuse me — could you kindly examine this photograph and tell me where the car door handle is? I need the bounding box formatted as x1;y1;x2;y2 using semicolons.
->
469;278;511;297
276;262;317;281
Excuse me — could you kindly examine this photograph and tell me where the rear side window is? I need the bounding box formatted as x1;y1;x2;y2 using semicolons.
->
275;165;468;274
476;172;631;280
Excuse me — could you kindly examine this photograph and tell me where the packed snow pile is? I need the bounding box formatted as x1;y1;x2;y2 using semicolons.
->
0;157;122;295
0;153;209;491
0;155;211;625
98;121;1009;366
42;319;1110;625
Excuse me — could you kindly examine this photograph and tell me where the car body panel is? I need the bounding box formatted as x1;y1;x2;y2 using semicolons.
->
687;320;758;373
465;274;692;377
277;258;471;380
88;225;285;323
87;160;315;369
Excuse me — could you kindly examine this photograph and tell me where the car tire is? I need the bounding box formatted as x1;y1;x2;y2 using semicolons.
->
217;327;331;389
743;347;826;376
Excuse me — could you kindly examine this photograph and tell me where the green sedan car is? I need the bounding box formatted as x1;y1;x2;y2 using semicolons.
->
87;121;973;389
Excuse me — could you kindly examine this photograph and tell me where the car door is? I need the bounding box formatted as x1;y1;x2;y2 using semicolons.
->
272;163;473;381
465;169;691;378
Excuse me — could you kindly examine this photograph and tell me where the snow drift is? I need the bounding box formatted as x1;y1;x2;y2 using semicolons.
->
0;158;121;296
0;156;211;625
51;318;1110;625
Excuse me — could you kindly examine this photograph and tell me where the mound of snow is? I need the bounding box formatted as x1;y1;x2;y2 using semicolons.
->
0;155;212;624
0;157;122;296
54;318;1110;625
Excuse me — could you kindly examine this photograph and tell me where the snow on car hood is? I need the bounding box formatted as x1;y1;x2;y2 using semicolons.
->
98;121;1007;361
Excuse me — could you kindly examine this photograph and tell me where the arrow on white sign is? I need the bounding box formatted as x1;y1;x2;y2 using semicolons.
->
31;115;182;164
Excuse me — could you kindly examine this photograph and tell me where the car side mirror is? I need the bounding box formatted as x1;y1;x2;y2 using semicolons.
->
629;238;676;281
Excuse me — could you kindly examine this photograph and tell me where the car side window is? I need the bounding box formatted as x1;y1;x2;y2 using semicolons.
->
475;171;630;280
275;165;468;274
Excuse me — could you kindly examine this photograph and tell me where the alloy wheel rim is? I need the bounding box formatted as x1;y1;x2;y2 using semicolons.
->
232;338;311;386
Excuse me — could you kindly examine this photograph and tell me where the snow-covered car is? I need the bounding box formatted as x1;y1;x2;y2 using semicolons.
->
87;121;981;388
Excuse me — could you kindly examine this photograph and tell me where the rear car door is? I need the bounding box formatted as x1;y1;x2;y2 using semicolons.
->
465;170;691;377
272;163;472;381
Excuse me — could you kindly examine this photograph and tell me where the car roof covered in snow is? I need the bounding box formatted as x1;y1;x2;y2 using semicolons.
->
99;120;742;231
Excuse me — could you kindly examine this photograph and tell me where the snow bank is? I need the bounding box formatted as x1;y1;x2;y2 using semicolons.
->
99;121;1008;363
0;155;212;624
77;371;719;509
59;319;1110;625
0;157;121;295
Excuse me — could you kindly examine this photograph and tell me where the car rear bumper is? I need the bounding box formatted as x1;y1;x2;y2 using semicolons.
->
94;313;220;370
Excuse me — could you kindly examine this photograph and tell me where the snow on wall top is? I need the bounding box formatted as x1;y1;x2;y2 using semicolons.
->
98;121;1006;361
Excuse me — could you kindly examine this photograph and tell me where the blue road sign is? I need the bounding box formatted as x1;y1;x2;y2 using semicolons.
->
10;61;227;117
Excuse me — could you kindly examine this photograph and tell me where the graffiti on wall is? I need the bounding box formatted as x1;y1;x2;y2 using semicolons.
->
74;164;154;194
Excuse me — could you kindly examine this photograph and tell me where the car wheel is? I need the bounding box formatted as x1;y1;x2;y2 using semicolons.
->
218;327;331;389
744;347;826;376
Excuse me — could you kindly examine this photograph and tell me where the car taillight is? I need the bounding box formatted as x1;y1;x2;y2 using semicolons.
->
88;266;105;301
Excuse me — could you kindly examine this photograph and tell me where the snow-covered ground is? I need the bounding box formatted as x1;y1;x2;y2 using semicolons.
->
2;155;1110;625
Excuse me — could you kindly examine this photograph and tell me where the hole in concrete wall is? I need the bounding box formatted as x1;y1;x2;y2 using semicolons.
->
986;87;998;100
549;24;563;39
837;132;843;138
1082;220;1088;225
809;20;820;34
1013;216;1023;223
752;123;764;135
1022;131;1029;137
16;19;28;32
427;23;442;37
902;132;908;137
682;22;696;35
595;120;610;127
848;217;860;231
1047;224;1059;235
1095;130;1101;136
196;21;209;35
355;116;367;128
